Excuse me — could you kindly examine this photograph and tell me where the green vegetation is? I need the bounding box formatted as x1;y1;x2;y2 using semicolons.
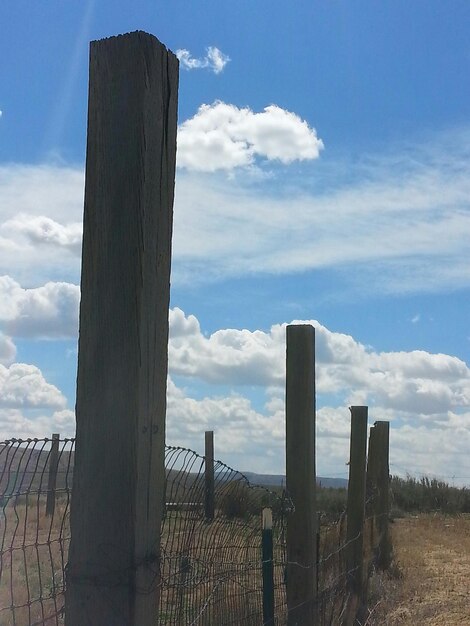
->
317;486;347;522
390;475;470;515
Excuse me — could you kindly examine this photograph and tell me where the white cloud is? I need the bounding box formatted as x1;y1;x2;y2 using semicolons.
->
411;314;420;324
169;308;470;418
169;307;285;385
171;129;470;292
0;332;16;365
0;129;469;295
0;363;66;409
3;214;82;253
0;164;84;284
0;303;468;481
0;276;79;338
176;46;230;74
0;408;75;441
166;378;470;482
177;101;324;172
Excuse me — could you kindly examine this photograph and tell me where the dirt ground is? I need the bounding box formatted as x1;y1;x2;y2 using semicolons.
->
368;514;470;625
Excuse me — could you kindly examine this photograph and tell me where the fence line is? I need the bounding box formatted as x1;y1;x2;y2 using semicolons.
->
0;436;390;625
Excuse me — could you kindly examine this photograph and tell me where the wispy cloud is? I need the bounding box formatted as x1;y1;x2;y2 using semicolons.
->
176;46;230;74
1;127;470;296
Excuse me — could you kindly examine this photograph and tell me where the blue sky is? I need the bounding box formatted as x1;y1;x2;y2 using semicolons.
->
0;1;469;484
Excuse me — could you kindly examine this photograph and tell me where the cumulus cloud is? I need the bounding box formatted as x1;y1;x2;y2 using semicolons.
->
3;214;82;253
0;408;75;441
0;303;468;480
169;308;470;417
0;164;84;284
0;276;79;338
176;46;230;74
166;376;286;471
0;363;66;409
166;378;470;482
169;307;284;385
177;101;324;172
0;332;16;365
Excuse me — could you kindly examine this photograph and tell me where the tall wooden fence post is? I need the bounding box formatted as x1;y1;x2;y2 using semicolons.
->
345;406;368;622
66;31;178;626
262;508;275;626
204;430;215;521
285;324;317;626
375;421;391;570
45;433;60;517
366;423;379;552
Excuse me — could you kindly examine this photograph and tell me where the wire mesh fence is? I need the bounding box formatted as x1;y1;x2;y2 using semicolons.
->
0;438;289;626
0;437;72;626
160;445;289;625
1;436;389;625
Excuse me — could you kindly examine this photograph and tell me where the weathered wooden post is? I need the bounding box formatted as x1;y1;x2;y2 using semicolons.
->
375;421;391;570
344;406;368;623
262;507;275;626
66;32;178;626
285;324;317;626
366;423;379;550
46;433;60;517
205;430;215;521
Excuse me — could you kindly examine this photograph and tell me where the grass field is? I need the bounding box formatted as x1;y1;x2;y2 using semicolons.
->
3;474;468;625
367;513;470;625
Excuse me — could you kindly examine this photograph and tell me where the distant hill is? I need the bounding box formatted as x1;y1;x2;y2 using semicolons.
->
1;443;348;500
242;471;348;489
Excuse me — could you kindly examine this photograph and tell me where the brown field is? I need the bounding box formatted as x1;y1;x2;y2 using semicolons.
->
3;488;468;626
367;514;470;625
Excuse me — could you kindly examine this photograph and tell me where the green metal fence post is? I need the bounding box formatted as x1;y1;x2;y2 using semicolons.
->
262;507;275;625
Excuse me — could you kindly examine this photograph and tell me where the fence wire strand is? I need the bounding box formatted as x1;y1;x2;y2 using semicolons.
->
1;437;389;625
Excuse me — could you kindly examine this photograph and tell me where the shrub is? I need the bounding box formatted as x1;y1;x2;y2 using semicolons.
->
218;480;263;520
390;474;470;514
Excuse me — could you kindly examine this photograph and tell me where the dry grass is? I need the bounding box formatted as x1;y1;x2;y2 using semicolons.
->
0;496;69;625
365;513;470;625
159;509;287;625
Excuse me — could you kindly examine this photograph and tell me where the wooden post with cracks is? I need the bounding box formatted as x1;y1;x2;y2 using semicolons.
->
45;433;60;517
375;421;391;570
344;406;368;625
204;430;215;521
285;324;317;626
65;31;178;626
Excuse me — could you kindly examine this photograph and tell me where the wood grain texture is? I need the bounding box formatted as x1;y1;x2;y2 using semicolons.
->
46;433;60;517
204;430;215;521
285;324;317;626
374;420;391;570
66;31;178;626
345;407;368;604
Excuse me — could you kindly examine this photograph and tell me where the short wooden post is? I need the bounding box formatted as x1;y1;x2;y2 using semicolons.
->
262;508;275;626
285;324;317;626
66;31;178;626
345;406;368;615
45;433;60;517
375;421;391;570
204;430;215;521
